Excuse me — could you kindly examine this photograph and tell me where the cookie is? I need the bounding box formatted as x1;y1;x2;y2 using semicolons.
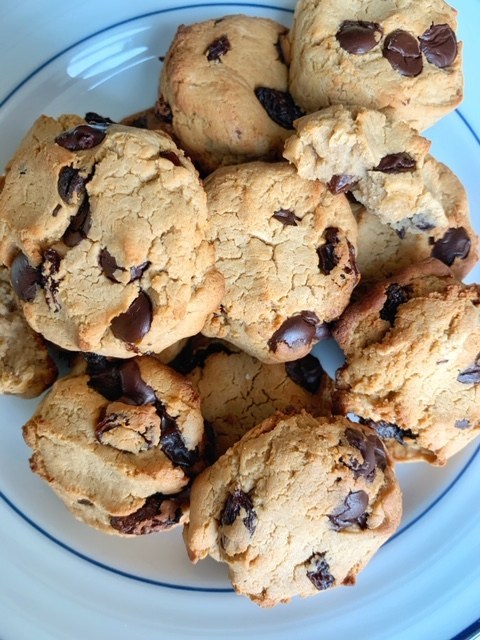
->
354;156;478;283
159;15;301;174
288;0;463;131
333;259;480;465
201;161;359;363
184;411;402;607
0;114;224;357
283;105;447;233
120;101;176;140
23;356;208;535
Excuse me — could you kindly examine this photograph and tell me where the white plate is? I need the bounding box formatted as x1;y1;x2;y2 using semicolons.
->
1;1;480;639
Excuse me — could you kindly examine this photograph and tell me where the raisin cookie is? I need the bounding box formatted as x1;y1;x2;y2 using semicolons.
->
333;260;480;465
283;105;446;233
288;0;463;131
184;411;402;607
202;161;359;364
23;356;207;535
0;114;223;357
159;15;300;174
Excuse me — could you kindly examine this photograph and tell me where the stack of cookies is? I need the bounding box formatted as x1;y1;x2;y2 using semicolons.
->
0;0;478;608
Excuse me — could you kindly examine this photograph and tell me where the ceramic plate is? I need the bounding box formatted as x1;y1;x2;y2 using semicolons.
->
0;1;479;638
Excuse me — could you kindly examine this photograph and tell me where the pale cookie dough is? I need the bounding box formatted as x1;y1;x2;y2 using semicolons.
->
333;259;480;465
202;161;359;364
0;114;223;358
159;15;301;174
288;0;463;131
184;411;402;607
23;356;208;535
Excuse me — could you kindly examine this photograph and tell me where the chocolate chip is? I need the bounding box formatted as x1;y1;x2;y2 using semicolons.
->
317;227;341;274
169;335;233;375
110;490;189;535
361;418;417;444
77;498;94;506
52;204;62;217
379;283;412;325
457;356;480;384
254;87;305;129
327;174;359;195
87;359;156;405
419;24;457;68
345;239;360;282
63;195;91;247
41;248;62;311
383;30;423;77
344;427;387;482
268;311;326;354
159;151;182;166
55;124;107;151
84;112;115;127
99;248;122;282
57;166;86;204
455;419;471;430
285;354;324;394
110;291;152;344
336;20;383;54
221;489;257;536
431;227;471;266
374;152;417;173
10;252;40;302
205;35;230;61
157;402;199;467
328;490;369;531
272;208;300;226
129;261;150;283
96;403;160;452
305;552;335;591
155;96;173;124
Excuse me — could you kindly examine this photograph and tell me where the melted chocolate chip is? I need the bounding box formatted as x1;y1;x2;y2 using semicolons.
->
328;490;369;531
63;195;92;247
110;490;188;535
455;419;471;430
159;151;182;166
41;248;62;311
155;96;173;124
221;489;257;535
327;174;359;195
84;112;115;127
336;20;383;55
10;252;40;302
268;311;326;354
99;248;122;282
110;291;152;344
55;124;106;151
317;227;341;274
57;166;86;204
457;357;480;384
383;30;423;77
379;283;412;325
157;402;199;467
205;35;231;61
305;552;336;591
285;354;324;394
431;227;471;266
374;152;417;173
362;418;417;444
419;24;457;68
129;261;150;283
344;427;387;483
87;359;156;405
254;87;305;129
272;208;300;226
169;335;233;375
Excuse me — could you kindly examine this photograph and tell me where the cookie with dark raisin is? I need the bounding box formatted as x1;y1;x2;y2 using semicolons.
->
0;114;224;357
333;259;480;465
22;356;208;535
184;411;401;606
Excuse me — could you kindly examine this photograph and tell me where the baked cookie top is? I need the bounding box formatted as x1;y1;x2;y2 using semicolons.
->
333;259;480;465
185;411;401;607
0;114;223;357
202;161;359;363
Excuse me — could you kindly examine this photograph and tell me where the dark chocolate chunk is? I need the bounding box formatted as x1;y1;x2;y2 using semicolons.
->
84;112;115;127
169;335;233;375
379;283;412;325
285;354;324;394
305;552;336;591
431;227;471;266
455;419;471;430
157;402;199;467
362;418;417;444
221;489;257;536
457;356;480;384
77;498;94;507
419;24;457;68
272;208;300;227
205;35;231;61
55;124;106;151
99;248;123;282
344;427;387;482
268;311;326;353
10;252;40;302
63;195;91;247
159;151;182;166
317;227;341;274
129;261;150;283
336;20;383;55
327;174;359;195
374;152;417;173
41;248;62;311
155;96;173;124
57;166;86;204
87;358;156;406
52;204;62;217
328;490;369;531
110;490;188;535
383;30;423;77
254;87;305;130
110;291;152;344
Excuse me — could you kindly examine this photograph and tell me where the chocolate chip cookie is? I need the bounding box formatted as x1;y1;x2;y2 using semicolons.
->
333;260;480;465
0;114;224;358
184;411;401;607
23;356;207;535
288;0;463;131
202;161;359;363
159;15;300;174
